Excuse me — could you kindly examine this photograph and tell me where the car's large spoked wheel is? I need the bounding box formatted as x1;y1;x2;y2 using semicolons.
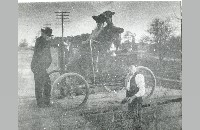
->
49;70;67;99
51;73;89;109
136;66;156;99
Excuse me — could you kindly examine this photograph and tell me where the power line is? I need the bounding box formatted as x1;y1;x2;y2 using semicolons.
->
55;11;70;37
55;11;70;13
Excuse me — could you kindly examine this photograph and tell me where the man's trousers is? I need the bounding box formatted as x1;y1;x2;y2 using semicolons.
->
33;70;51;106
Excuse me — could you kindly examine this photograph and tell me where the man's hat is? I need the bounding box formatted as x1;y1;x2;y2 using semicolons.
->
128;65;137;75
41;27;53;37
102;11;115;18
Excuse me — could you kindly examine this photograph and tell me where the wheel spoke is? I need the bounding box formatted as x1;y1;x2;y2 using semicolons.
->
50;72;89;109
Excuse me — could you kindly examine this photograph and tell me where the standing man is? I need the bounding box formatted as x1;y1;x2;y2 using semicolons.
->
121;65;145;129
31;27;53;108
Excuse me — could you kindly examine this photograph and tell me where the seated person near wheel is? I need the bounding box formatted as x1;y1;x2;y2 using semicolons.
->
121;65;145;112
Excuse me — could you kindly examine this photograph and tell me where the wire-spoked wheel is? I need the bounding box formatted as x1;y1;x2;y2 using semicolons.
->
101;66;156;99
136;66;156;99
50;72;89;109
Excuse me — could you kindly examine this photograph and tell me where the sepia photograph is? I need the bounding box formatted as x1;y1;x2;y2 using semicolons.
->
18;1;182;129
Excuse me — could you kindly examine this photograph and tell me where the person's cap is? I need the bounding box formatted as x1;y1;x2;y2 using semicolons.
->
41;27;53;37
129;65;137;74
102;11;115;18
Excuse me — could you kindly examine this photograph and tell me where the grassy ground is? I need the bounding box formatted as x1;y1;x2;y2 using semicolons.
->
18;49;182;130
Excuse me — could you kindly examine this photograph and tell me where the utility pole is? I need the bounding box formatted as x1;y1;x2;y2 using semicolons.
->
55;11;70;74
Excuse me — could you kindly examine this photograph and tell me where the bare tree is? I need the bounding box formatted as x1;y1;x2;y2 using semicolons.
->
147;18;174;65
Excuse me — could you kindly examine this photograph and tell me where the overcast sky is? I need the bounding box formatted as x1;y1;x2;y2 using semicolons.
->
18;1;181;46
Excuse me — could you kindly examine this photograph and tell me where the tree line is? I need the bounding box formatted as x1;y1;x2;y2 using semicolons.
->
19;18;181;62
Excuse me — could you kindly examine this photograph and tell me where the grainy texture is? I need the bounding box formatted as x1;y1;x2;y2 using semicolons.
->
18;1;182;129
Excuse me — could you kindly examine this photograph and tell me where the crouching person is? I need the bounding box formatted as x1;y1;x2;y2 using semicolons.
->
121;65;145;129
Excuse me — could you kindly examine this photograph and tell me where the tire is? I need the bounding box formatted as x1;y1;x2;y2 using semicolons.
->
51;72;89;109
102;66;156;99
136;66;156;99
